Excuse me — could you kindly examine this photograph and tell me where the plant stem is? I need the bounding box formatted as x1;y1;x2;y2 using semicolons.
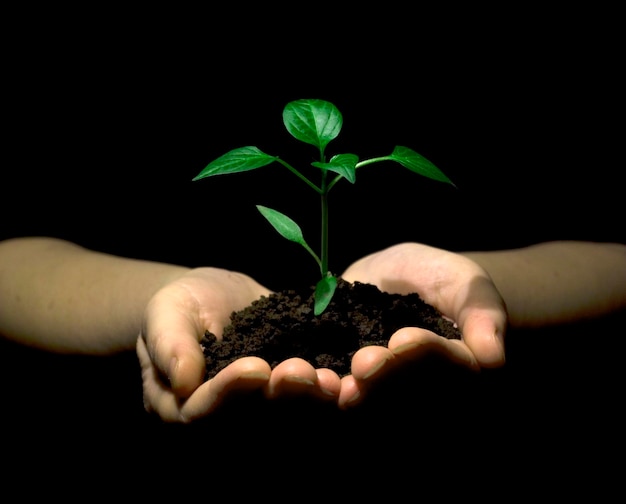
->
320;170;329;276
276;158;322;194
355;156;393;168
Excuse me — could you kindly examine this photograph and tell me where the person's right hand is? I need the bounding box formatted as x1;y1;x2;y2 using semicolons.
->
337;242;508;409
136;267;342;423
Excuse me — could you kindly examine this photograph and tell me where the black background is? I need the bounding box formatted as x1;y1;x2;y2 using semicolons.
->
4;19;623;290
5;59;623;289
2;8;624;492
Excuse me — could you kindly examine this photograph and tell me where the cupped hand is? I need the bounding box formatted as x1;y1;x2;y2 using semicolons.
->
136;267;341;423
338;242;508;409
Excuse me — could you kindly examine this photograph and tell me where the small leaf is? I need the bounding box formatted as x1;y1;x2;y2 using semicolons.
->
283;99;342;152
311;153;358;183
390;146;455;186
256;205;306;245
193;146;278;181
257;205;323;271
314;275;338;316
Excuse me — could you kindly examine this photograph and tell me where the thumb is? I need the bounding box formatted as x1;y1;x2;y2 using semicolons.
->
455;275;507;368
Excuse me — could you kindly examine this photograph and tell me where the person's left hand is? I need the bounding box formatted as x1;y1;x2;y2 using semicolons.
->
337;242;508;409
136;267;342;423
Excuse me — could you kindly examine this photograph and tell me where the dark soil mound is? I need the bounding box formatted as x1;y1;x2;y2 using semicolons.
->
201;278;461;379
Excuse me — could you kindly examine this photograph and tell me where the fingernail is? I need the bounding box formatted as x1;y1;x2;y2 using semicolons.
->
240;371;271;381
362;357;389;380
345;391;361;406
283;376;315;387
319;386;337;398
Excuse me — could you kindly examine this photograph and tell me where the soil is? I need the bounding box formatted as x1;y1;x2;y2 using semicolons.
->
201;277;461;380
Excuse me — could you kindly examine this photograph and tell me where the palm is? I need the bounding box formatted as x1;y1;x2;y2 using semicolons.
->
338;242;507;408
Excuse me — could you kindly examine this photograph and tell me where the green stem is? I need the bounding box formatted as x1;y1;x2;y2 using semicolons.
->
355;156;392;168
301;241;323;272
327;157;390;192
327;174;342;192
275;158;322;194
320;171;329;276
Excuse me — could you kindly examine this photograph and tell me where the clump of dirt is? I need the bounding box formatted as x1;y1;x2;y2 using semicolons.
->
202;278;461;380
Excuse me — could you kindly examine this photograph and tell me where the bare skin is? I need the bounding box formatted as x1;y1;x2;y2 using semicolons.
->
136;266;342;422
0;237;189;353
0;237;339;422
338;240;625;408
1;237;624;422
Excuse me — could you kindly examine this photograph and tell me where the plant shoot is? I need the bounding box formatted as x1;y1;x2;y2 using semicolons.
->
193;99;454;315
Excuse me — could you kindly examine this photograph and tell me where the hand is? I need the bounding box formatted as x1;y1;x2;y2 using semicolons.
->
136;267;341;422
337;242;507;409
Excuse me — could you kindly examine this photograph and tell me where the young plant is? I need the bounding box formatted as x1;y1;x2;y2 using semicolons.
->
193;98;454;315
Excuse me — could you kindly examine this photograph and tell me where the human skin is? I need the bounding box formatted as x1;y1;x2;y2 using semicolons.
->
337;240;625;408
1;237;624;421
0;237;339;421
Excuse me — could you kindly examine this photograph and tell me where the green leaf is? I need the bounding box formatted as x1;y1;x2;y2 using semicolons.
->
390;146;455;186
256;205;307;245
314;274;338;316
311;153;358;183
192;146;278;181
282;99;342;152
257;205;323;272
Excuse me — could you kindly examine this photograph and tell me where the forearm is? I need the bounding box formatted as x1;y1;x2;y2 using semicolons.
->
0;237;190;354
462;241;626;329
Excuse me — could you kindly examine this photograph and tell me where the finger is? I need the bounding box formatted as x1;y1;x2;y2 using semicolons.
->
264;358;340;401
138;346;271;423
137;335;186;422
337;345;394;409
179;357;271;422
349;345;395;381
338;374;364;409
315;368;342;399
349;327;480;382
458;308;507;367
338;328;480;410
454;276;508;368
388;327;480;370
142;288;207;398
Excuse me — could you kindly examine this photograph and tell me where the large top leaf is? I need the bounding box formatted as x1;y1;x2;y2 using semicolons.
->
282;99;342;154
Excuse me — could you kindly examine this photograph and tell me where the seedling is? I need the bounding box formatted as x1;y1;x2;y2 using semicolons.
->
193;98;454;315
